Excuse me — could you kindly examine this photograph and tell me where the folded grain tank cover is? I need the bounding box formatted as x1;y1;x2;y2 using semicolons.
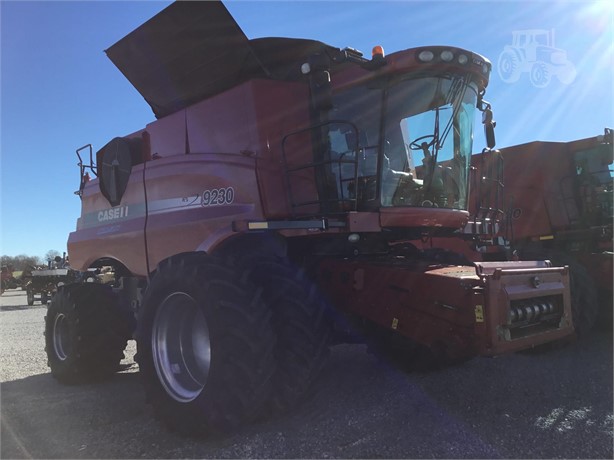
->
105;0;339;119
105;0;261;119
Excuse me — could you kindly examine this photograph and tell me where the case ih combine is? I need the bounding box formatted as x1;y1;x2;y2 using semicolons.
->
46;1;574;435
469;129;613;334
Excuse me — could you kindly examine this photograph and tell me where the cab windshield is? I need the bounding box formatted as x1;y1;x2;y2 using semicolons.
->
326;74;478;212
382;76;478;210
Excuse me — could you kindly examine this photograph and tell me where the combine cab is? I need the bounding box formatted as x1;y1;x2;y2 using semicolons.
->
47;0;574;435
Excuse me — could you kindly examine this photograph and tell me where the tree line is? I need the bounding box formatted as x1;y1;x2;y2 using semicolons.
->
1;250;62;271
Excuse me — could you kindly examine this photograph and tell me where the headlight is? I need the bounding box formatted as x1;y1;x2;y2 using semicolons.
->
418;50;434;62
440;50;454;62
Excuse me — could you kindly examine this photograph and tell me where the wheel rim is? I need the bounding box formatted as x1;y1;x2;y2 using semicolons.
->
152;292;211;402
53;313;71;361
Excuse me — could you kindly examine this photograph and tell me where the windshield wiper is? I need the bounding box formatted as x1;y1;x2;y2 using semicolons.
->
420;76;468;200
436;76;467;154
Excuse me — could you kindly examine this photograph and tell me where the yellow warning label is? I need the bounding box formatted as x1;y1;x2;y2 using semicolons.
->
248;222;269;230
391;318;399;330
475;305;484;323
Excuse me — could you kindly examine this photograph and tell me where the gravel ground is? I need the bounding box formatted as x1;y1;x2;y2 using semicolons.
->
1;289;612;459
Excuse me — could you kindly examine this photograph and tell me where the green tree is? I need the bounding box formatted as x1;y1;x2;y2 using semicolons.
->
1;254;41;271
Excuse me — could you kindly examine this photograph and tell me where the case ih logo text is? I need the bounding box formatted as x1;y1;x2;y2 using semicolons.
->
98;206;129;222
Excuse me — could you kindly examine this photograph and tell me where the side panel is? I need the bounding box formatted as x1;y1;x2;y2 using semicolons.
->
470;143;566;238
148;110;187;158
186;83;259;156
380;207;470;229
143;154;262;269
504;142;574;236
250;79;312;218
68;165;148;275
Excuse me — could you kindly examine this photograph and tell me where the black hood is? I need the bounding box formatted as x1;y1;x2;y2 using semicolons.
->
105;0;336;118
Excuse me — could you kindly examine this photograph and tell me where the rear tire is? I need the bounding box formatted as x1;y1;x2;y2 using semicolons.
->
136;253;276;436
27;288;34;306
44;284;132;383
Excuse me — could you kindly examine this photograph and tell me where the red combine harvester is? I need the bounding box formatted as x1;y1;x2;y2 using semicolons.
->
46;1;574;435
469;129;612;334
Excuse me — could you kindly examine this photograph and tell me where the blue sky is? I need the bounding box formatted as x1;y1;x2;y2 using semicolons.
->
1;0;613;259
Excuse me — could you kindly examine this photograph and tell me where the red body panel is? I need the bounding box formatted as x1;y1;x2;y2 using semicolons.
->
470;134;612;296
380;207;469;230
69;79;311;274
69;164;148;274
471;136;612;240
143;154;263;271
489;141;576;237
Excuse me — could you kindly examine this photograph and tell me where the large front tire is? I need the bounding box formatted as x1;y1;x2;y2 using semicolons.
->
136;254;276;436
44;284;132;383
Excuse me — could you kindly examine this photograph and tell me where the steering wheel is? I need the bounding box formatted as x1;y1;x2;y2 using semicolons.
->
409;134;437;151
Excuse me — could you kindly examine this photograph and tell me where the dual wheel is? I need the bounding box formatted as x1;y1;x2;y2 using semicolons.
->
45;253;332;436
136;253;332;435
137;254;329;435
44;283;133;383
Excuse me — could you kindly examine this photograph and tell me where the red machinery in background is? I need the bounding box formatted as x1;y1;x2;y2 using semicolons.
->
469;128;612;334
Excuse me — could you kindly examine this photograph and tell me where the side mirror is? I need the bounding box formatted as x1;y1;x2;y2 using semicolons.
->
482;108;496;149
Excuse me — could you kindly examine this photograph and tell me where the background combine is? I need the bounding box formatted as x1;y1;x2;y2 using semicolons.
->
470;128;612;334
